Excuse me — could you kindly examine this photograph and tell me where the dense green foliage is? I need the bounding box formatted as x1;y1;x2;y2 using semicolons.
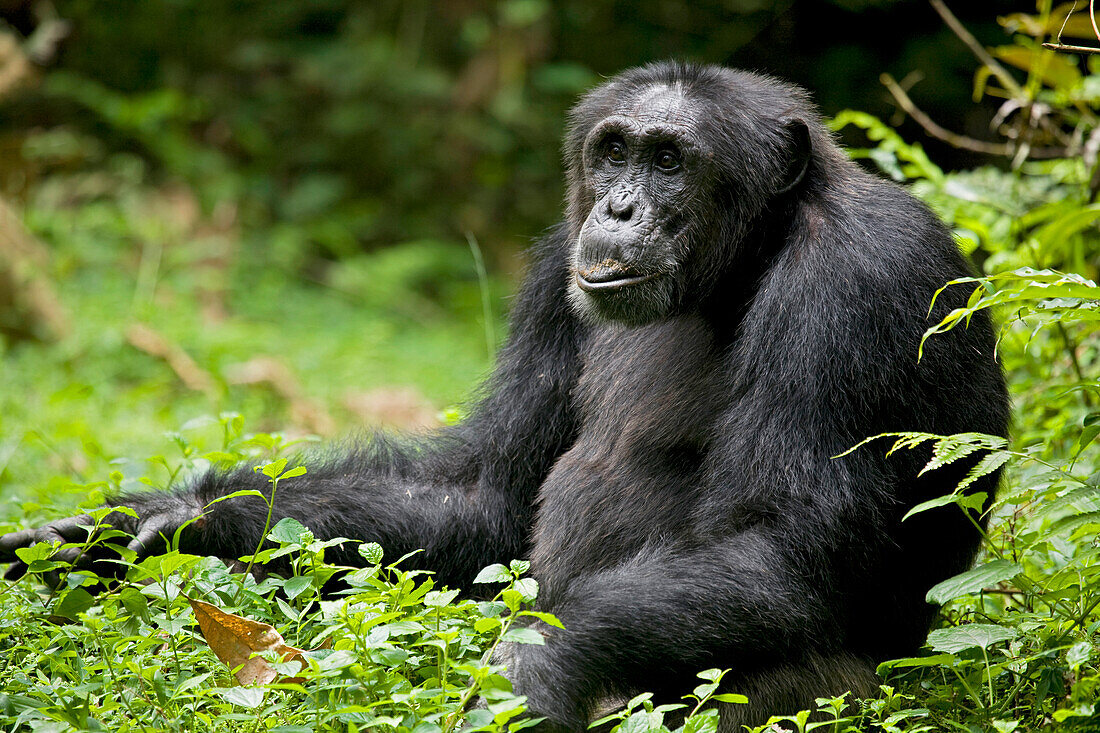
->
5;3;1100;732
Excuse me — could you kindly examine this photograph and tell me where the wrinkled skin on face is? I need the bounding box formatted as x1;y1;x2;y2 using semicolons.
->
565;77;813;326
567;84;712;325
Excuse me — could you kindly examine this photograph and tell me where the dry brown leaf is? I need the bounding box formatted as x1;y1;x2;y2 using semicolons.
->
187;596;307;685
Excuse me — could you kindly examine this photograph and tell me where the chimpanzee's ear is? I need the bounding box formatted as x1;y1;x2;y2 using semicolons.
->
776;117;811;195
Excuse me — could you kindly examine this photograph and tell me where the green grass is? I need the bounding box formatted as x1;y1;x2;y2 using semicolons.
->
1;177;503;518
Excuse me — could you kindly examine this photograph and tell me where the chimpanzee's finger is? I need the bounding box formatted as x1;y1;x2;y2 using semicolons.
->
125;515;173;558
40;515;97;542
3;561;28;581
0;529;36;561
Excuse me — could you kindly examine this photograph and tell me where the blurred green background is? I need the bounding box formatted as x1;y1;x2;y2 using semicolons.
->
0;0;1022;509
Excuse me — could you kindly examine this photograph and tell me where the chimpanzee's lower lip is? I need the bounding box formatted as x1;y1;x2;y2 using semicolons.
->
575;272;659;293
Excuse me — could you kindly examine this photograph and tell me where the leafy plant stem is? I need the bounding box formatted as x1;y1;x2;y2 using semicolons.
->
235;473;279;604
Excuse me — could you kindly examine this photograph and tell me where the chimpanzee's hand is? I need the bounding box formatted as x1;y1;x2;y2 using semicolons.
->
0;492;204;582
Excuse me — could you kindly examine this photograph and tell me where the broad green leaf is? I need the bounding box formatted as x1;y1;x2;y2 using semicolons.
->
927;624;1016;653
282;575;313;600
473;563;511;584
903;494;960;521
221;686;265;708
519;610;566;629
877;653;956;673
711;693;748;704
269;517;310;545
501;626;545;645
926;560;1023;604
52;588;96;620
357;542;383;564
279;465;307;480
514;577;539;601
258;458;289;479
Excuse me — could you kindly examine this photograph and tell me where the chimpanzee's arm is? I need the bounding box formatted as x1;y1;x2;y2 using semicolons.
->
496;523;842;731
0;226;584;587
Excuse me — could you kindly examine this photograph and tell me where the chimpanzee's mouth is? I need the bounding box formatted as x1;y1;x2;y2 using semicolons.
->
574;265;659;293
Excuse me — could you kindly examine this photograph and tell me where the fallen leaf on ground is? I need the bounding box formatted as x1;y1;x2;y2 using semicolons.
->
187;596;307;685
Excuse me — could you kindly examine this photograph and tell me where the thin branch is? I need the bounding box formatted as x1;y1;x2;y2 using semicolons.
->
1057;0;1081;42
880;73;1066;159
1046;0;1100;54
929;0;1025;97
1043;42;1100;54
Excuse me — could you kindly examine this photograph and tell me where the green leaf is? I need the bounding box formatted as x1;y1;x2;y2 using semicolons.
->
501;627;545;645
283;575;313;600
474;616;502;633
1067;641;1091;670
473;563;511;584
424;588;461;607
269;517;310;545
927;624;1016;653
514;577;539;601
52;588;96;620
357;542;383;565
205;489;268;507
711;693;748;704
221;686;265;708
518;610;565;629
258;458;288;479
902;493;960;521
279;465;307;480
926;560;1023;604
120;586;151;623
875;653;956;672
14;541;60;564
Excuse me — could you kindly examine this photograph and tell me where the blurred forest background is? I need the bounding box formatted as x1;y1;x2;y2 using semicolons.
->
0;0;1057;508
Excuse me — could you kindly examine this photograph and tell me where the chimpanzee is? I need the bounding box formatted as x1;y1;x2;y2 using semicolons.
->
1;62;1008;730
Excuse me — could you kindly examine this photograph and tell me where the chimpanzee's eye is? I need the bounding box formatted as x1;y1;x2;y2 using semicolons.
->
606;140;626;164
654;148;681;172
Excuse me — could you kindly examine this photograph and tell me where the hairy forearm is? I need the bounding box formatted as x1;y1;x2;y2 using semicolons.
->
151;447;517;585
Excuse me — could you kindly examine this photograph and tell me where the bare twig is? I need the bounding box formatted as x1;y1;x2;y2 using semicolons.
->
929;0;1024;97
880;73;1066;159
1046;0;1100;53
1043;41;1100;53
1057;0;1081;41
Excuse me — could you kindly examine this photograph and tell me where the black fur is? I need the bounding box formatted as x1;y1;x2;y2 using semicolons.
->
1;63;1009;730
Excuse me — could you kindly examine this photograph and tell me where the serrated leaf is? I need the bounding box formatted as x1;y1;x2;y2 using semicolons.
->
877;653;956;672
282;575;314;600
519;610;565;629
358;542;383;564
514;577;539;601
502;626;545;645
926;560;1023;604
268;517;310;545
52;588;96;620
927;624;1016;653
473;563;511;584
279;466;307;480
258;458;288;479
